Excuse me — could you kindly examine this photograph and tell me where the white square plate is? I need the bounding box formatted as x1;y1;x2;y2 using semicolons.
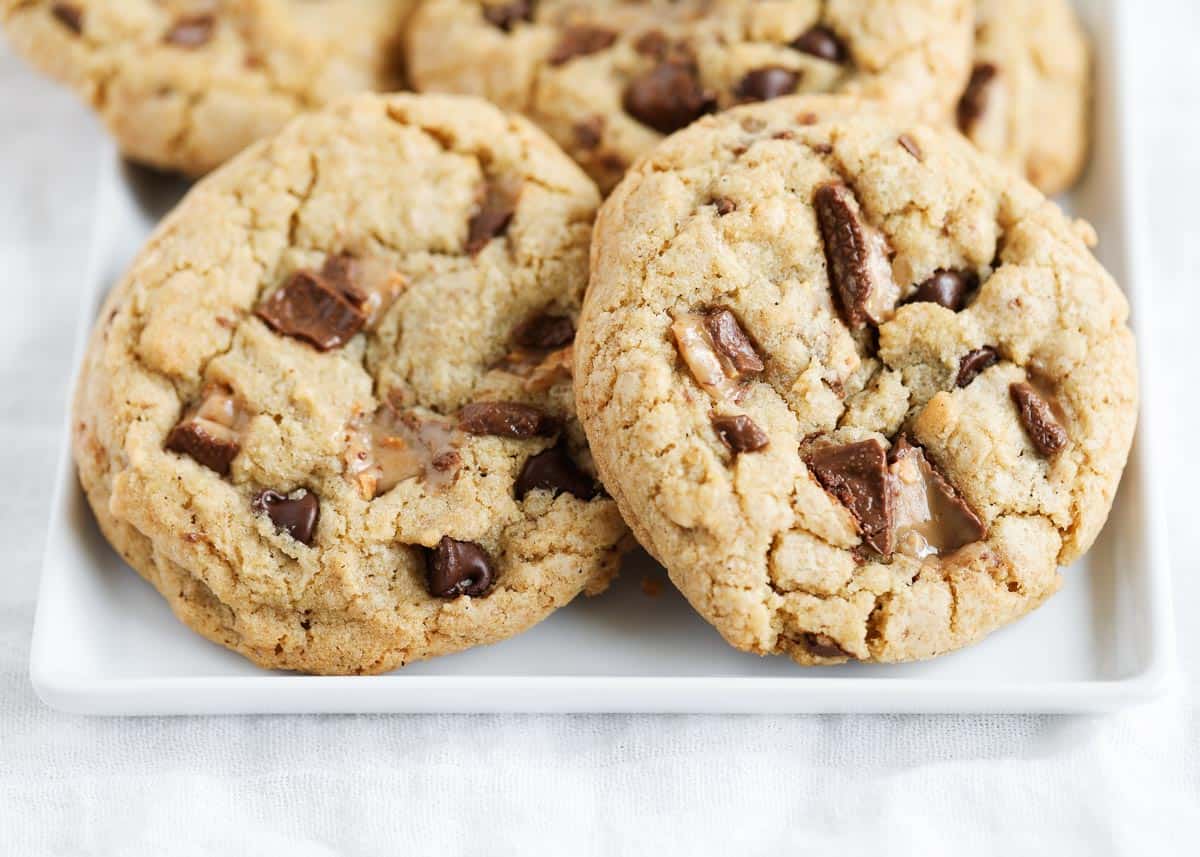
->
31;0;1175;714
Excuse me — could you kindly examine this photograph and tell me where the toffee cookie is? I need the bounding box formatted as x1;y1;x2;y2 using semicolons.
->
72;93;627;674
2;0;416;175
406;0;973;192
576;95;1137;665
957;0;1091;195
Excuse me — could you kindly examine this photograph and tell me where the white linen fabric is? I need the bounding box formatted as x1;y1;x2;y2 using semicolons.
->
1;5;1198;853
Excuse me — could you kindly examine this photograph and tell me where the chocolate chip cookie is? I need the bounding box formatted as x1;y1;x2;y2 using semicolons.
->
73;92;627;674
575;95;1137;665
957;0;1091;195
2;0;416;175
406;0;974;192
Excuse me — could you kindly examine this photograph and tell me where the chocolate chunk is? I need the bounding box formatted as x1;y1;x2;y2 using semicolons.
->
548;25;616;66
253;490;319;546
813;183;899;329
791;26;847;63
495;341;560;375
806;439;892;554
318;252;405;326
596;152;627;174
713;197;737;216
515;443;596;501
909;269;977;311
523;345;574;393
735;67;800;102
711;414;769;454
165;388;246;476
319;252;360;299
633;29;670;59
703;309;764;377
165;14;215;47
165;420;239;476
1010;382;1068;455
885;435;918;467
957;63;999;132
427;536;495;598
956;346;1000;388
897;134;922;160
512;313;575;349
573;115;605;149
256;270;366;350
51;2;82;33
482;0;531;32
887;436;985;559
801;632;850;659
459;401;560;438
623;61;716;135
672;310;762;402
466;182;518;255
499;335;575;393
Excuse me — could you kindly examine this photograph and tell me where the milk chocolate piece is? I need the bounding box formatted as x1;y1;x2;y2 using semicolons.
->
256;270;365;350
253;489;319;546
887;437;985;559
623;60;716;134
813;183;899;328
735;67;800;102
548;25;616;66
427;537;495;598
165;387;247;476
806;439;892;554
711;414;769;454
671;309;762;403
1010;382;1068;455
466;181;519;255
792;26;847;63
956;347;999;388
459;402;559;438
515;443;596;500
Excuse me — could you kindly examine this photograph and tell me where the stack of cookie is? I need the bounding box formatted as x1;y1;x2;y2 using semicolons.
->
7;1;1135;674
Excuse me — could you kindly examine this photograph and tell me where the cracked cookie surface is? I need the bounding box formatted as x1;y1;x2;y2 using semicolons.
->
406;0;973;192
72;92;628;674
2;0;416;175
575;95;1137;665
957;0;1091;195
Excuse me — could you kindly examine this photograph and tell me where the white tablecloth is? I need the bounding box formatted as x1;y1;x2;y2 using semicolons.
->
2;6;1198;852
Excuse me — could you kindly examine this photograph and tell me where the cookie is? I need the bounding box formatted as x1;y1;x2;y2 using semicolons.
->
956;0;1091;195
72;92;628;675
406;0;973;192
2;0;416;176
575;95;1137;666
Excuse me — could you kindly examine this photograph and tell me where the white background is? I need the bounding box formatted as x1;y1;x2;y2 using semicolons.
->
1;5;1197;854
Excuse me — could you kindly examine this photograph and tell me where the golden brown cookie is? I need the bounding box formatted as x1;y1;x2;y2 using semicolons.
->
407;0;973;192
576;96;1137;666
73;93;628;674
956;0;1091;195
3;0;416;175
